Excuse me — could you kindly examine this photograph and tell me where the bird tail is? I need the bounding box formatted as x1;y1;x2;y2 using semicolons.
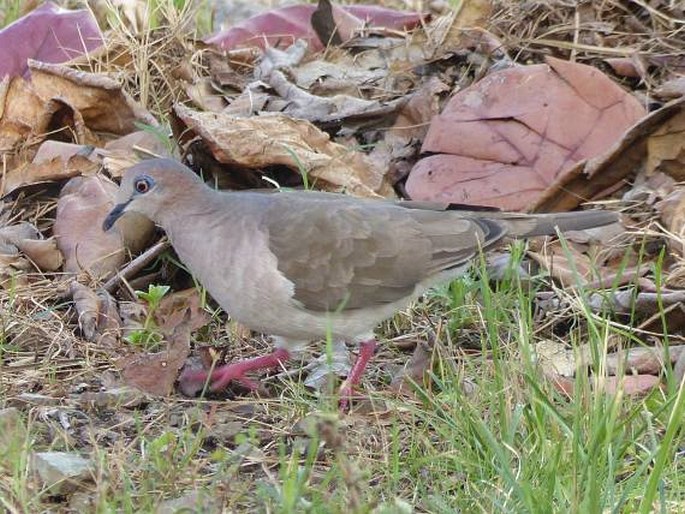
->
481;210;619;238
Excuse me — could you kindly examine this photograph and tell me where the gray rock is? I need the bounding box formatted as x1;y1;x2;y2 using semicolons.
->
32;451;94;494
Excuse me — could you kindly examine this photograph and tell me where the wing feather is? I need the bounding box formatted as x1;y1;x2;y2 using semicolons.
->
265;192;506;312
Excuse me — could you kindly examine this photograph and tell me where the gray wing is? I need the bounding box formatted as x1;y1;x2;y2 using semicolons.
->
264;191;506;312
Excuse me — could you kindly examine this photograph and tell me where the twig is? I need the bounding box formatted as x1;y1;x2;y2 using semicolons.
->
104;238;170;293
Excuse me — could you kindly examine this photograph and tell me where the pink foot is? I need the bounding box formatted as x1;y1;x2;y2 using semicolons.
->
179;347;290;395
339;339;377;411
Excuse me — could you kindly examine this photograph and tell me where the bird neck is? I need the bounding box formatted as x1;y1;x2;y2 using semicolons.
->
156;184;225;230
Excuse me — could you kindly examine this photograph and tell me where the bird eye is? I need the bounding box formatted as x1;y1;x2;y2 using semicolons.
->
134;177;152;194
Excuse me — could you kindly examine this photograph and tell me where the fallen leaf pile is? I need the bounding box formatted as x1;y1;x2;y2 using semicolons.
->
1;0;685;415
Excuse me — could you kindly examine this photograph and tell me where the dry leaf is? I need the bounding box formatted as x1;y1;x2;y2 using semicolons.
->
311;0;363;48
1;141;99;195
604;56;647;80
70;281;121;348
369;77;449;185
154;288;209;336
0;2;102;79
120;318;191;396
185;79;227;113
0;75;47;156
390;340;434;395
257;67;405;125
588;289;685;316
14;239;63;272
535;96;684;212
28;60;158;135
407;56;646;211
646;101;685;180
602;346;685;376
303;340;352;391
654;77;685;100
0;222;56;289
0;252;30;287
548;372;661;398
173;105;382;196
655;185;685;240
600;375;661;396
54;175;154;277
527;245;595;288
428;0;492;52
205;4;425;54
0;222;63;272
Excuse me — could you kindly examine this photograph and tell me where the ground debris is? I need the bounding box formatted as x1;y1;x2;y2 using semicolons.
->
31;451;94;495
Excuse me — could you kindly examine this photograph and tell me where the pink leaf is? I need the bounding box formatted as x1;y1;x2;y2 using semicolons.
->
0;2;103;79
205;3;425;53
406;57;646;211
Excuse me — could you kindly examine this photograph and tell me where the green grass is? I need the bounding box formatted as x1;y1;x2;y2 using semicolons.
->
0;0;21;28
3;252;685;512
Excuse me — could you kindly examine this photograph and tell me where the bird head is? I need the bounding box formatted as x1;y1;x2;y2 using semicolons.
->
103;158;204;231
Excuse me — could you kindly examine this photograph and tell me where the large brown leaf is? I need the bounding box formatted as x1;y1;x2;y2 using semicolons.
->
173;105;383;196
406;57;646;211
28;61;158;135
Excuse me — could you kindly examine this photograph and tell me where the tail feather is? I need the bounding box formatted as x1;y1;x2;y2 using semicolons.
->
486;210;619;237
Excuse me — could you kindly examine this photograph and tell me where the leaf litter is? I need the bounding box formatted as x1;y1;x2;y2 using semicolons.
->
1;0;685;509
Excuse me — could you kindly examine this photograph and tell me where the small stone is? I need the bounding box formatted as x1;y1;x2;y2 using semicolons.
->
32;451;94;494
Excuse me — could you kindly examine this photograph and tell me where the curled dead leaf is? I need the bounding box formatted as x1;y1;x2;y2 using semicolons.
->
390;340;435;396
54;175;154;277
0;222;63;272
173;105;384;196
2;141;99;196
69;281;121;348
14;239;63;272
0;75;47;160
28;60;158;135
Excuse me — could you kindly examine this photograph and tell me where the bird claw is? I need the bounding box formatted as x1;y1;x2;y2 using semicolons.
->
208;366;260;392
178;366;257;394
178;348;290;397
338;385;355;412
337;339;377;412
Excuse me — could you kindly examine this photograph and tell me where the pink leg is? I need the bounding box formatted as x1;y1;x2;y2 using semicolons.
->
180;348;290;394
339;339;377;410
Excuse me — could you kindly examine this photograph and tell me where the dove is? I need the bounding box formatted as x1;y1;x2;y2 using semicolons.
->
103;158;618;407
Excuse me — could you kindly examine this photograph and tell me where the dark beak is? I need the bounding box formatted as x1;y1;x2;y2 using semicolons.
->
102;201;130;231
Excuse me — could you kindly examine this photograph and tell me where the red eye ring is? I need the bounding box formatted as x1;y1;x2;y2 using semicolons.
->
135;179;150;194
